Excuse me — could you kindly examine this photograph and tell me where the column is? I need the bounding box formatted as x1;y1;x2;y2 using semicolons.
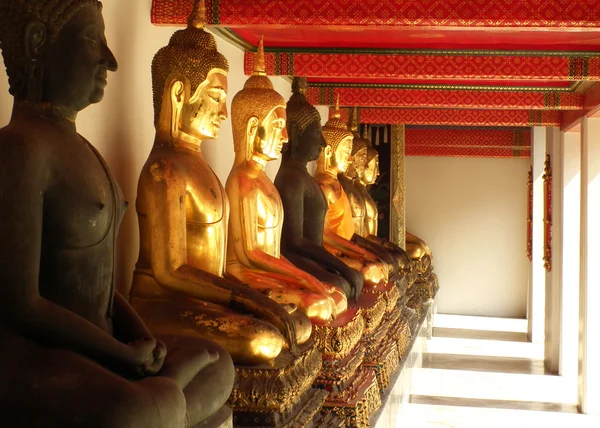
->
390;124;406;249
579;117;600;414
528;127;546;344
544;127;562;374
560;130;580;389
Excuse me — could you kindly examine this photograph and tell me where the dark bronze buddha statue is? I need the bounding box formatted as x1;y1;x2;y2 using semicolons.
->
0;1;233;426
274;77;363;302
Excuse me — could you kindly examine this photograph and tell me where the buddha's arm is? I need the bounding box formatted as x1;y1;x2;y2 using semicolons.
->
0;142;144;374
112;291;154;343
352;234;397;271
236;192;334;297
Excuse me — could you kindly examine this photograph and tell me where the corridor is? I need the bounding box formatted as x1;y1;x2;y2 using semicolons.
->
403;314;600;428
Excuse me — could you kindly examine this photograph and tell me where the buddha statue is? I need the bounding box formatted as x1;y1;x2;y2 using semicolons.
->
225;40;347;322
0;1;234;426
342;114;412;276
274;77;364;302
129;2;309;367
314;102;388;286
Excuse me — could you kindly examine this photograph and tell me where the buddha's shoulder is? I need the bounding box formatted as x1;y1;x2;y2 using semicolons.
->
0;124;52;167
141;149;202;182
275;165;308;185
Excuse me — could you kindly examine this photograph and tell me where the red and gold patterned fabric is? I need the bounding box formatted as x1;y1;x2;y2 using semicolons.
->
405;126;531;159
244;52;600;81
306;86;583;110
152;0;600;27
332;107;560;127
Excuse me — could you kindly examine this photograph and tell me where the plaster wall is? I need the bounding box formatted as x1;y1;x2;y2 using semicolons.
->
406;156;530;318
0;0;292;295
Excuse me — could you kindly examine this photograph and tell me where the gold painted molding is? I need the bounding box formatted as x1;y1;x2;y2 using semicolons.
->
390;124;406;249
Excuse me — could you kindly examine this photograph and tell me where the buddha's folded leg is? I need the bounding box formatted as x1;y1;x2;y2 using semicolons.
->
235;268;333;323
280;252;354;298
131;298;285;365
158;335;235;426
0;326;186;428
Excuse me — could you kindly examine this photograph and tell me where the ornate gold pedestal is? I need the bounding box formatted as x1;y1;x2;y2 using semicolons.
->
322;368;382;428
314;293;386;428
230;340;327;427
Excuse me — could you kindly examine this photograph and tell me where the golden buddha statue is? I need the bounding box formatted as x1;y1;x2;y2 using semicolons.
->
344;120;412;277
0;1;234;426
225;40;346;322
129;2;307;367
314;103;387;286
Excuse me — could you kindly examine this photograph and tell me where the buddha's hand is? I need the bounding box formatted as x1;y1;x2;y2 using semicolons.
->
231;288;298;355
125;337;166;377
345;268;364;303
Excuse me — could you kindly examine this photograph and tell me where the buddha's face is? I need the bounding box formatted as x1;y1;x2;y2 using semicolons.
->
180;69;228;140
352;148;368;179
257;106;288;160
363;156;380;184
293;120;326;163
44;5;118;112
333;137;353;173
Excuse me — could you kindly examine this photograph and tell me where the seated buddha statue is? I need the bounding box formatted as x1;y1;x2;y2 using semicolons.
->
343;117;412;276
129;3;310;367
314;102;388;286
0;1;233;426
225;41;346;322
338;107;406;277
274;77;364;302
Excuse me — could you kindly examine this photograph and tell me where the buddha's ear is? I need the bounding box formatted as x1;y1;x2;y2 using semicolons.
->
246;116;259;160
169;80;185;137
324;145;332;159
25;22;47;61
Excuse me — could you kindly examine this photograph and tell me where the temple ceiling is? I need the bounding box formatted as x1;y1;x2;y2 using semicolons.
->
152;0;600;157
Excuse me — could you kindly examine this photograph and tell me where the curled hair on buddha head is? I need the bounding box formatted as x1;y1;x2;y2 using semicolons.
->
351;122;370;157
151;0;229;125
322;94;353;154
232;37;285;161
286;76;321;136
0;0;103;99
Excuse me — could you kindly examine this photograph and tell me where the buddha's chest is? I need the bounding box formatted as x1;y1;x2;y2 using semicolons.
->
45;139;124;248
255;183;282;229
348;189;366;218
305;176;328;222
183;163;226;225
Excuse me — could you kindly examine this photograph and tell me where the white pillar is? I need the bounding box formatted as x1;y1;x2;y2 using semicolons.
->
560;130;580;392
528;127;546;344
579;116;600;414
544;127;562;374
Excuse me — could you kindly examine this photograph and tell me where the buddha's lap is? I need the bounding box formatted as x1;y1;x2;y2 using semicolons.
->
0;326;187;428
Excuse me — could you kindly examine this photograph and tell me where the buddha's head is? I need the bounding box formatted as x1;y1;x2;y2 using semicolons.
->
285;77;325;164
348;125;369;180
362;142;380;185
152;0;229;141
319;96;353;175
0;0;118;116
232;38;287;164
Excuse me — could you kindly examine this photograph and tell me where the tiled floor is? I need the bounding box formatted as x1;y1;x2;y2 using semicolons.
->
401;314;600;428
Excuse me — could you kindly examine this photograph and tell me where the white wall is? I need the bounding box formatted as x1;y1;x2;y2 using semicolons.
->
406;156;530;318
0;0;292;295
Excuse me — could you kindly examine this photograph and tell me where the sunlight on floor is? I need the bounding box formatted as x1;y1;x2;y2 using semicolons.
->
400;314;593;428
